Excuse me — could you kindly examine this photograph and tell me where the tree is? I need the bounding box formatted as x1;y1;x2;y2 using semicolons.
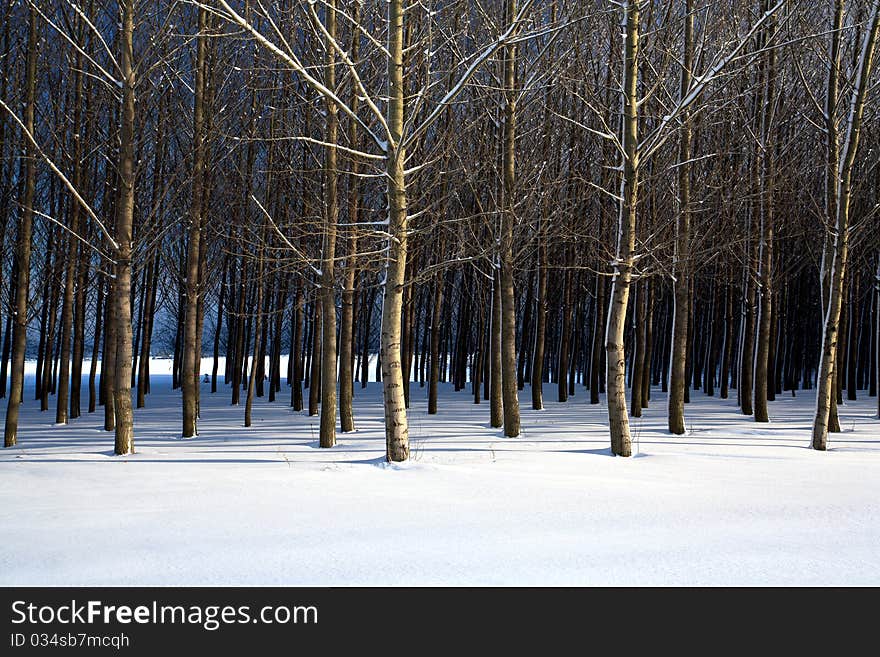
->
812;0;880;450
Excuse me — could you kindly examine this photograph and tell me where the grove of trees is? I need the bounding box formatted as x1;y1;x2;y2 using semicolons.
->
1;0;879;460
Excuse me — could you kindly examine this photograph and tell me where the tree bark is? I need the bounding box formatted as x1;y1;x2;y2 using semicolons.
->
338;6;361;432
499;0;521;437
813;0;880;450
606;0;639;457
668;0;693;435
112;0;137;455
631;281;646;417
428;271;444;414
531;212;547;410
55;33;86;425
182;6;209;438
3;9;37;447
490;269;503;428
380;0;410;461
754;8;776;423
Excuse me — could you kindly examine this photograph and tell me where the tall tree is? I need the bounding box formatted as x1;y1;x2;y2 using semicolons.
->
812;0;880;450
3;8;38;448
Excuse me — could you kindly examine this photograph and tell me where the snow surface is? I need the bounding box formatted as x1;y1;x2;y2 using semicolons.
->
2;358;879;586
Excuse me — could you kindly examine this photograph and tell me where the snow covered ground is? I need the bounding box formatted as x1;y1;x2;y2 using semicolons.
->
2;358;879;586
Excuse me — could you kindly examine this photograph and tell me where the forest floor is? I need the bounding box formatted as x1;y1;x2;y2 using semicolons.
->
2;358;879;585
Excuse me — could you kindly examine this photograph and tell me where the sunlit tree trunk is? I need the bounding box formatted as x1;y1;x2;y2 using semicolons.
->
813;0;880;450
380;0;410;461
113;0;137;455
606;0;639;457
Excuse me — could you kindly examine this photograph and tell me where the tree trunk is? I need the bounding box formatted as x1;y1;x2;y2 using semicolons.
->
309;297;321;417
338;13;361;431
499;0;521;437
244;260;264;427
88;279;103;414
606;0;639;457
317;0;339;447
631;281;646;417
55;35;86;425
813;0;880;449
641;279;653;407
3;9;37;448
70;241;88;417
490;269;503;428
378;0;410;461
291;283;304;411
740;228;758;416
182;6;209;438
754;11;776;423
668;0;693;435
112;0;137;455
428;272;444;414
590;271;605;404
531;217;547;410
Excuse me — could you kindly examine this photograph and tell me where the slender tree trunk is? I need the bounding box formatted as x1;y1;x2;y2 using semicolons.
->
244;259;264;428
754;10;776;423
499;0;521;437
642;279;653;407
55;37;86;425
381;0;410;461
531;218;547;409
88;280;103;414
631;281;646;417
360;284;372;389
740;227;758;416
606;0;639;457
721;279;733;399
338;12;361;431
428;271;444;414
309;298;321;417
291;283;304;411
558;269;572;403
590;271;605;404
182;6;209;438
317;0;339;447
813;0;880;449
668;0;693;435
4;9;37;447
490;270;503;428
40;256;60;412
231;263;247;405
847;274;858;401
211;257;227;394
518;271;533;390
137;256;157;408
70;241;88;417
112;0;137;455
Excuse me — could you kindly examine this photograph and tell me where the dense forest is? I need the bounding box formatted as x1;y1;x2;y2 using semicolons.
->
0;0;878;461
